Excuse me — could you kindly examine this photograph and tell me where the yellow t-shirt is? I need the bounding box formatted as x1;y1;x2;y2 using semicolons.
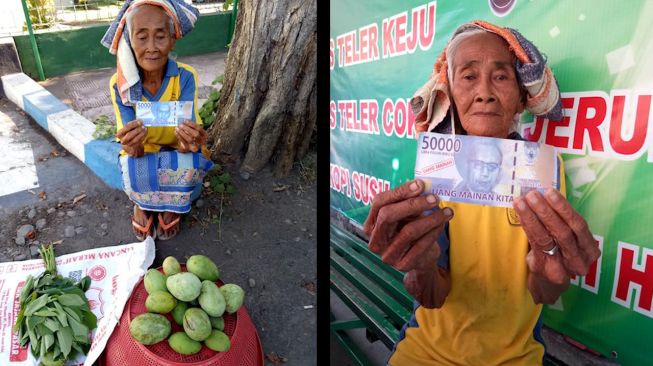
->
389;158;566;366
110;60;207;157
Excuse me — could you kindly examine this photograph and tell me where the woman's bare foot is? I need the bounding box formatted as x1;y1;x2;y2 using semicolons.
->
156;211;181;240
131;205;155;241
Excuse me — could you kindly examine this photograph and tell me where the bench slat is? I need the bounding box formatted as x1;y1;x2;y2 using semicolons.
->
330;323;376;366
330;268;399;349
331;224;404;283
330;318;367;331
330;236;414;310
331;247;412;327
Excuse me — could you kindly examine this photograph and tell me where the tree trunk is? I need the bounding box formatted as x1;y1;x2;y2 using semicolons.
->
208;0;316;178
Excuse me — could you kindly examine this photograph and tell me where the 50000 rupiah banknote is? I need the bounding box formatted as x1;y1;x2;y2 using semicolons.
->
414;133;559;208
136;101;194;127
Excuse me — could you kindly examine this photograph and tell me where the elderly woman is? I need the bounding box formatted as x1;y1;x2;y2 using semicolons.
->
364;21;601;365
101;0;212;241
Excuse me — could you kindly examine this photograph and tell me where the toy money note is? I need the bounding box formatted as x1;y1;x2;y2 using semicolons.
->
414;132;559;208
135;101;194;127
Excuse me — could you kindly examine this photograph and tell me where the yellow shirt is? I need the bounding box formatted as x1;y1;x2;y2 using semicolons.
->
110;60;206;156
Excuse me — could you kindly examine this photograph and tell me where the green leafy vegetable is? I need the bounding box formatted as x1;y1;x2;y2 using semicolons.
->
13;244;97;365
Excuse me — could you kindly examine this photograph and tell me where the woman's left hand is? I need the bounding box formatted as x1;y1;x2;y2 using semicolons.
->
175;120;207;153
514;188;601;284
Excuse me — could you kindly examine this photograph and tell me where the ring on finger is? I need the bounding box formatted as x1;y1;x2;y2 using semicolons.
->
542;238;559;256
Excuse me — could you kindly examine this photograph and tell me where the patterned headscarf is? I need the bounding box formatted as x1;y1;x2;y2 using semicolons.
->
101;0;199;105
411;20;563;135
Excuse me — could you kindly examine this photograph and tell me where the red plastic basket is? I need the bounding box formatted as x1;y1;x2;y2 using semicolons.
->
100;267;264;366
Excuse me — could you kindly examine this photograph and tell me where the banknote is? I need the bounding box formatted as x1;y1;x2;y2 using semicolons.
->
135;101;194;127
414;132;559;208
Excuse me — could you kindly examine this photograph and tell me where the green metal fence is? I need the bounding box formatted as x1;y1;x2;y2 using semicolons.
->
9;0;238;80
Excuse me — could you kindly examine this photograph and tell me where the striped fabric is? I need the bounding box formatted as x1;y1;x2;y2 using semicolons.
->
100;0;199;105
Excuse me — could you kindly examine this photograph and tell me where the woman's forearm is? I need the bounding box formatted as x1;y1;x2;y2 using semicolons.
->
403;266;451;309
528;272;569;304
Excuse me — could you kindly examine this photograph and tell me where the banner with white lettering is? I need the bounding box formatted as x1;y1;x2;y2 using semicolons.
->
330;1;653;364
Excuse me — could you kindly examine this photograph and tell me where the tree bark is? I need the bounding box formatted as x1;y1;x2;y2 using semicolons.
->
208;0;316;178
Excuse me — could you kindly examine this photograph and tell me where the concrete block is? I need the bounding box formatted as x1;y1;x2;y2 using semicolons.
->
47;109;95;162
23;89;69;129
1;73;41;109
84;139;123;189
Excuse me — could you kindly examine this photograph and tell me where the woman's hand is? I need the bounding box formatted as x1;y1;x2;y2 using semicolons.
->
363;179;454;308
175;120;207;153
116;119;147;157
514;188;601;303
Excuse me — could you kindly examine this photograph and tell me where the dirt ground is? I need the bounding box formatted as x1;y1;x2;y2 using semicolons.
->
0;99;317;365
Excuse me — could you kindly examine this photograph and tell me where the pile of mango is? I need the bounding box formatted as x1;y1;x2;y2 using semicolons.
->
129;255;245;355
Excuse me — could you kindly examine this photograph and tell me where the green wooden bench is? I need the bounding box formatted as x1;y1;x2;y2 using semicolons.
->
330;220;566;366
330;221;413;366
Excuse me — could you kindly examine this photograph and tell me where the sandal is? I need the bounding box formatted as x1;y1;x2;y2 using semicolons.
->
156;212;181;241
132;205;155;241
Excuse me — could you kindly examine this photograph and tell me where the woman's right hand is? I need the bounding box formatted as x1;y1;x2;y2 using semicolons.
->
116;119;147;157
364;179;451;271
363;179;454;307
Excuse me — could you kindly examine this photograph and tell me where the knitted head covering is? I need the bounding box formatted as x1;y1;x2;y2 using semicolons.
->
101;0;200;105
411;20;563;136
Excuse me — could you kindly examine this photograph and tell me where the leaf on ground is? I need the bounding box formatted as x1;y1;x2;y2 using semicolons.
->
265;352;288;365
72;193;86;205
50;149;60;157
300;280;316;295
38;191;46;200
273;184;290;192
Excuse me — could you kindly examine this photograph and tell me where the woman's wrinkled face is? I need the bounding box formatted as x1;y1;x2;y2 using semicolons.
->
451;32;524;138
130;5;175;74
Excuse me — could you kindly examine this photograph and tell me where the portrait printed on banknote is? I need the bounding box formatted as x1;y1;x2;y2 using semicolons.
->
453;139;507;195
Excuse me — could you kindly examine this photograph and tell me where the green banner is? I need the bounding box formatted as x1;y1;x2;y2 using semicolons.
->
330;1;653;365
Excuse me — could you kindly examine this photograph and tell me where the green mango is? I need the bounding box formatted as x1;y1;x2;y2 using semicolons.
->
129;313;171;345
209;316;225;330
204;329;231;352
145;290;177;314
199;280;226;317
166;272;202;302
220;283;245;314
171;301;189;325
143;269;167;294
186;255;220;281
162;256;181;276
168;332;202;355
183;308;212;341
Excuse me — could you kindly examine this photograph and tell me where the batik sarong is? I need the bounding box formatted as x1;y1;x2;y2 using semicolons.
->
119;150;213;213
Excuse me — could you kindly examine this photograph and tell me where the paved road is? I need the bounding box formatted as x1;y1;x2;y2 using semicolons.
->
0;96;108;228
